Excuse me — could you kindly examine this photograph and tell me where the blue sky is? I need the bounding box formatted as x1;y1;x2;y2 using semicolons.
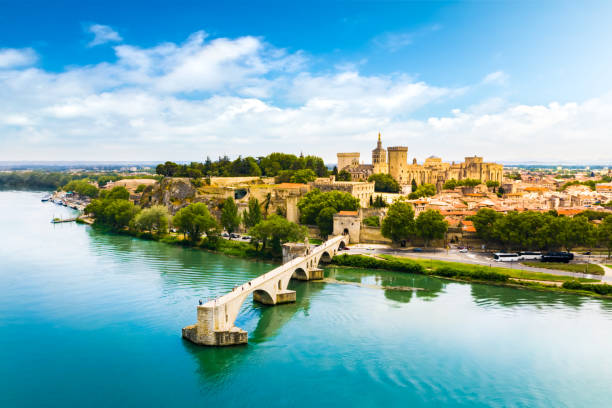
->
1;0;611;163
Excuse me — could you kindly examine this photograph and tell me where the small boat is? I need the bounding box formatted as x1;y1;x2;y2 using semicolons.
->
41;195;51;202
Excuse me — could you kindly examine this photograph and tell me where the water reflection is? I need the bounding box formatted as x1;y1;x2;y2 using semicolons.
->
325;266;447;303
250;280;324;342
470;283;588;309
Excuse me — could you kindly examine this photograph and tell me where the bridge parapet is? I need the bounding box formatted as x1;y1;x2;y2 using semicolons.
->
182;235;348;346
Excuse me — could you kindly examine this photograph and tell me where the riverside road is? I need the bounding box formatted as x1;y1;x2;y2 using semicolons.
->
345;245;612;283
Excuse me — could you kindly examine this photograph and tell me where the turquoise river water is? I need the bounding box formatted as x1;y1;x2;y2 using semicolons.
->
1;191;612;407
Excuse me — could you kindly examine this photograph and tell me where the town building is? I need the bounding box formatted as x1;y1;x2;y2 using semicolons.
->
338;133;504;189
312;176;375;208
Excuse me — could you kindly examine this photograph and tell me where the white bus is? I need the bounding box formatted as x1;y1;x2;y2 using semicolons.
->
493;253;521;262
519;251;542;260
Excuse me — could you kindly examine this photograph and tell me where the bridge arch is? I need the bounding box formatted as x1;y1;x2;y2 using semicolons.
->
253;289;275;305
319;251;332;264
292;267;308;280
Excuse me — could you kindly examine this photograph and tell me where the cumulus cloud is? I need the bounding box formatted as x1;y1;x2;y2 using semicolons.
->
0;30;610;163
88;24;123;47
0;48;37;68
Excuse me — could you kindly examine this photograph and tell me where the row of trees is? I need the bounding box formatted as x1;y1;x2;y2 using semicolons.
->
442;178;483;189
408;183;436;199
63;179;100;198
381;201;449;247
85;187;308;258
469;208;612;253
155;153;328;181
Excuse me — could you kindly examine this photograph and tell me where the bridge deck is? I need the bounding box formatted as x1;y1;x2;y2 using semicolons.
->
203;235;345;307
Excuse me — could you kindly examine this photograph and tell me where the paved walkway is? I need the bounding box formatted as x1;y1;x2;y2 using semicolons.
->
600;264;612;277
347;246;612;282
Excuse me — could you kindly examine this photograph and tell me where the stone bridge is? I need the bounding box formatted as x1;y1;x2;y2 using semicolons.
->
182;235;349;346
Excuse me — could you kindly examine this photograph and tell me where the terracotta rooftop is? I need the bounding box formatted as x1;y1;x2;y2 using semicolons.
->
276;183;305;189
336;210;358;216
557;209;583;216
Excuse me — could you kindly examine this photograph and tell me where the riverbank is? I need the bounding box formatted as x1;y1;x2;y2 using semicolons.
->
330;254;612;300
77;209;610;299
83;223;283;263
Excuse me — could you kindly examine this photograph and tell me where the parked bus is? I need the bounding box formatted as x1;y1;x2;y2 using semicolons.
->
541;252;574;263
493;253;521;262
518;251;542;260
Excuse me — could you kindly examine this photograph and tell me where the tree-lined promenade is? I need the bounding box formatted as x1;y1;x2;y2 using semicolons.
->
469;208;612;255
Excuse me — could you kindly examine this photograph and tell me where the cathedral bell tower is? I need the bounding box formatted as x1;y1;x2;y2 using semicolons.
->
371;132;388;174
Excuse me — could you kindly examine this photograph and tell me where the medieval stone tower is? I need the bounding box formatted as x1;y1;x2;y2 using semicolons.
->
388;146;409;185
337;152;360;171
371;132;387;174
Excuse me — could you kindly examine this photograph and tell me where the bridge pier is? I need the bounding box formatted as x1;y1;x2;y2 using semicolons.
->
182;324;247;346
292;268;324;281
253;289;296;305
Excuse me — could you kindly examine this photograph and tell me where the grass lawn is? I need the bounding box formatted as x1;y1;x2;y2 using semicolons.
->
309;238;323;245
378;254;597;283
522;261;604;275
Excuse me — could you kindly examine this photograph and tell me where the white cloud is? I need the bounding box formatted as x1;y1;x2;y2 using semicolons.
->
0;30;610;164
0;48;37;68
88;24;123;47
482;70;509;85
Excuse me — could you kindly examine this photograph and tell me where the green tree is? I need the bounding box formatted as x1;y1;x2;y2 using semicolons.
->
470;208;502;249
100;186;130;200
133;205;170;236
368;173;400;193
411;179;418;192
298;189;359;226
173;203;218;243
381;201;416;245
443;179;458;190
243;197;262;229
415;209;448;247
558;216;596;251
290;168;317;184
408;183;436;199
337;170;352;181
249;215;307;255
371;195;387;208
221;197;240;233
457;179;481;187
102;200;139;230
63;179;99;198
363;216;380;227
598;215;612;258
486;180;500;191
135;184;147;193
316;207;337;237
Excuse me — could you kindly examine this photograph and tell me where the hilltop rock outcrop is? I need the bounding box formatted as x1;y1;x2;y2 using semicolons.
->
139;177;197;213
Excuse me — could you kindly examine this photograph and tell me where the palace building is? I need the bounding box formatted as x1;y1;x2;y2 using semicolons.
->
338;133;503;190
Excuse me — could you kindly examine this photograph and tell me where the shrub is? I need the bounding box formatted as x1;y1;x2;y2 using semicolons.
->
363;216;380;227
562;280;612;295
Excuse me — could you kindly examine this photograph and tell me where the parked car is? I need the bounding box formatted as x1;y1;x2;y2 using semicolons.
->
459;248;468;253
542;252;574;263
221;232;230;238
230;233;240;239
241;235;251;241
412;248;423;252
